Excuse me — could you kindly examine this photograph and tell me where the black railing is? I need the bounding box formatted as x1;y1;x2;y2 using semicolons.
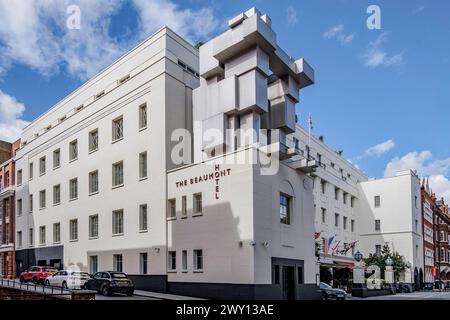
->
0;278;72;296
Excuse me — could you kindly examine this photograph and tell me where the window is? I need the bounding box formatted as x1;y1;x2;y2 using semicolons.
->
113;254;123;272
53;223;60;243
293;137;299;150
139;103;147;129
53;149;60;169
375;245;382;256
140;253;148;274
89;129;99;152
273;265;280;284
279;193;291;225
112;210;124;235
89;171;99;194
17;170;22;185
193;193;202;215
297;267;304;284
39;156;46;175
39;226;46;245
39;190;46;209
181;196;187;218
139;204;148;231
415;219;419;232
118;74;130;85
69;219;78;241
321;208;326;223
414;196;418;209
182;250;188;271
29;228;34;247
89;215;99;238
29;194;33;213
351;219;355;232
334;188;339;201
440;248;445;262
112;161;124;187
75;104;84;113
95;90;105;100
69;140;78;161
374;196;381;208
17;199;23;216
343;192;347;204
193;249;203;270
375;219;381;231
343;216;348;230
53;185;61;205
17;231;22;247
168;199;176;219
351;197;355;208
335;213;339;227
440;231;445;242
29;162;33;180
139;152;147;179
168;251;176;271
317;153;322;165
69;178;78;200
320;180;326;194
59;115;66;123
5;172;9;186
90;256;98;274
112;116;123;141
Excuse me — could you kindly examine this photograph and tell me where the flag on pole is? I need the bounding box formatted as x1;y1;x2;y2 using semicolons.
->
327;236;337;255
308;113;313;131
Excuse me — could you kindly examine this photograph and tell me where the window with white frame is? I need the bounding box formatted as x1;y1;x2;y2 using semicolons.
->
39;156;46;175
168;199;176;219
17;199;22;216
112;210;124;235
53;149;60;169
139;152;147;179
193;249;203;270
168;251;176;271
69;178;78;200
17;231;22;247
374;195;381;208
17;170;22;186
29;194;33;213
320;180;326;194
53;223;60;243
321;208;326;223
351;219;355;232
112;161;124;187
334;188;339;201
181;196;187;218
89;129;99;152
112;116;123;141
69;219;78;241
335;213;339;227
139;103;147;129
139;204;148;231
113;254;123;272
343;216;348;230
39;190;46;209
29;228;34;246
279;193;291;225
29;162;33;180
39;226;46;245
375;219;381;231
140;252;148;274
69;140;78;161
89;256;98;274
53;185;60;205
193;193;202;215
89;170;99;194
89;215;99;238
182;250;187;271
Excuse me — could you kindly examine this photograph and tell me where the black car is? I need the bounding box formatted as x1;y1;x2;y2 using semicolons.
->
319;282;347;300
85;271;135;296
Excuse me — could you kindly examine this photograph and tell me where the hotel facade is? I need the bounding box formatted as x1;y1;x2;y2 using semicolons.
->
3;7;441;298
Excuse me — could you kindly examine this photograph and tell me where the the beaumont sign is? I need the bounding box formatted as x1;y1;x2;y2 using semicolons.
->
175;165;231;199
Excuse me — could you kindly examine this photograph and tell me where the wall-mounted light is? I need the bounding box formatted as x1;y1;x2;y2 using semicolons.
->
261;241;269;247
154;247;160;253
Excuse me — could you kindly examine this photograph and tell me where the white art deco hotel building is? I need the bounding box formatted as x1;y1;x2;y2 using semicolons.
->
13;8;325;299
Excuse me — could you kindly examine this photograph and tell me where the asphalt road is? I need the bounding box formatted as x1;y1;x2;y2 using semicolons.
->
95;293;160;300
350;290;450;300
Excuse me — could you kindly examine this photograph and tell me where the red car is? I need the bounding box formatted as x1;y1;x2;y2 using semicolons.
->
20;266;59;284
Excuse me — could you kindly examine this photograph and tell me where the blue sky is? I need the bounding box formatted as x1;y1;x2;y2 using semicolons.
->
0;0;449;200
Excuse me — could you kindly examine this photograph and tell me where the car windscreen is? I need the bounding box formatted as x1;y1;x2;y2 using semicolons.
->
319;282;331;289
110;272;128;279
71;272;90;277
44;268;58;273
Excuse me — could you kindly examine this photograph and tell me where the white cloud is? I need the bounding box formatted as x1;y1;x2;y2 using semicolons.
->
0;0;219;80
365;139;395;157
323;24;354;45
384;151;450;202
286;6;298;26
0;90;29;142
364;33;404;67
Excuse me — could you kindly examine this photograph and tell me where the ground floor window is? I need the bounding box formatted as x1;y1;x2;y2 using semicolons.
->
90;256;98;274
193;249;203;270
273;265;280;284
113;254;123;272
168;251;176;271
140;252;148;274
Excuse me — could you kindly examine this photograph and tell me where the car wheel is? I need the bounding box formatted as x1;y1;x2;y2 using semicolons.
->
19;276;25;283
101;285;110;296
62;281;68;289
45;280;50;286
322;292;329;301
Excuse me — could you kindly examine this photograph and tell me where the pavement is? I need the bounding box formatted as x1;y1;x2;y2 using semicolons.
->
96;289;204;300
349;290;450;300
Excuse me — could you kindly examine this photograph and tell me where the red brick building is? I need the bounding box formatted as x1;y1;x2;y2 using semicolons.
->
0;139;20;279
434;197;450;283
421;179;436;285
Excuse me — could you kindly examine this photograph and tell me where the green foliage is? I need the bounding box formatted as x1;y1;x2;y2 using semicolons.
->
363;244;407;281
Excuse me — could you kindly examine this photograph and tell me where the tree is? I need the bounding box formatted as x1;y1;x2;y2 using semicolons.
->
363;244;407;281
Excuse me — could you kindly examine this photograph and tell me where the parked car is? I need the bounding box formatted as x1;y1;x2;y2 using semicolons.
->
84;271;134;296
44;270;91;289
319;282;347;300
19;266;59;284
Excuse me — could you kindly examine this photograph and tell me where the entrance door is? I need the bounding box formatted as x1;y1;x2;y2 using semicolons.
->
282;266;295;300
